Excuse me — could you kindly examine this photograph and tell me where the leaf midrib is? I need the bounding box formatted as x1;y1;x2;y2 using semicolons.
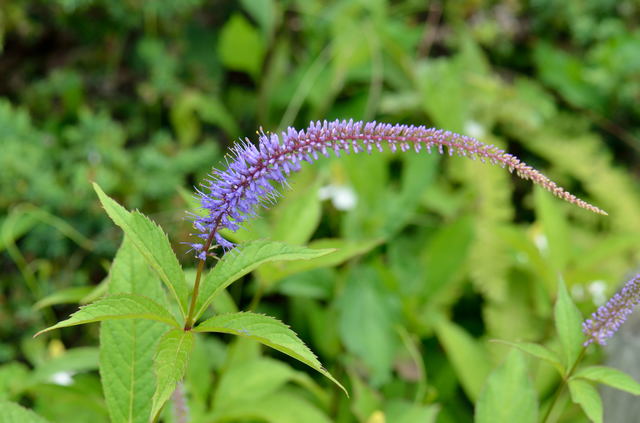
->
128;321;137;423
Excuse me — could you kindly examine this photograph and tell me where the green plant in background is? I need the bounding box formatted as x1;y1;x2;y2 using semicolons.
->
12;117;615;422
2;1;640;423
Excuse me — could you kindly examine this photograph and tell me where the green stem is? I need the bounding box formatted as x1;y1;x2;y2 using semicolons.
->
184;230;216;330
541;347;587;423
248;283;264;311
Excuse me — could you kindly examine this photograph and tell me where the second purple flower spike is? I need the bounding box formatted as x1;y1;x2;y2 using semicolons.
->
583;273;640;346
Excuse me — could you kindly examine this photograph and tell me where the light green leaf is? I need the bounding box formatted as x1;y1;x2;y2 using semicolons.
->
418;57;468;132
100;238;170;423
29;382;108;423
421;217;474;302
0;210;37;253
185;337;226;405
534;187;570;271
492;340;564;375
574;366;640;395
475;350;538;423
93;183;189;317
384;400;440;423
218;14;265;77
150;329;195;420
240;0;278;41
34;286;94;309
435;319;492;402
0;400;50;423
568;379;603;423
35;294;180;336
196;95;239;136
80;278;108;304
272;180;321;245
337;266;399;386
258;238;381;284
349;370;381;421
194;312;346;395
214;358;297;408
0;363;29;400
554;279;585;369
193;240;334;321
171;91;239;145
211;391;331;423
32;347;99;384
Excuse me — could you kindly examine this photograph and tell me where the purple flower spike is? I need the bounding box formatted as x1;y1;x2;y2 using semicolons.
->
583;273;640;346
192;119;607;257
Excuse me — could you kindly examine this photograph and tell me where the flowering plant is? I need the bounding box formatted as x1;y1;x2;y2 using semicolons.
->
25;120;639;423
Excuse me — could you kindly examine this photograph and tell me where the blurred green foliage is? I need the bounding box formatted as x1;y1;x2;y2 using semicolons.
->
1;0;639;422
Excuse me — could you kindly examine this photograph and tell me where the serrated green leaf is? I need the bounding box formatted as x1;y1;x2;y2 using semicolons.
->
554;279;585;369
194;312;347;395
0;400;50;423
36;294;180;336
80;278;109;304
492;340;564;375
257;238;381;284
435;319;492;402
574;366;640;395
100;238;170;423
568;379;603;423
193;240;334;321
475;350;538;423
93;183;189;317
150;329;195;421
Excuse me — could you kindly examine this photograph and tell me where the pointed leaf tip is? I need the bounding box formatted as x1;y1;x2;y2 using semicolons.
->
194;311;348;396
34;294;180;337
193;240;336;321
92;183;190;317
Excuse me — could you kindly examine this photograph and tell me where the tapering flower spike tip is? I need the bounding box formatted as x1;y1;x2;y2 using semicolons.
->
191;120;606;258
583;273;640;346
